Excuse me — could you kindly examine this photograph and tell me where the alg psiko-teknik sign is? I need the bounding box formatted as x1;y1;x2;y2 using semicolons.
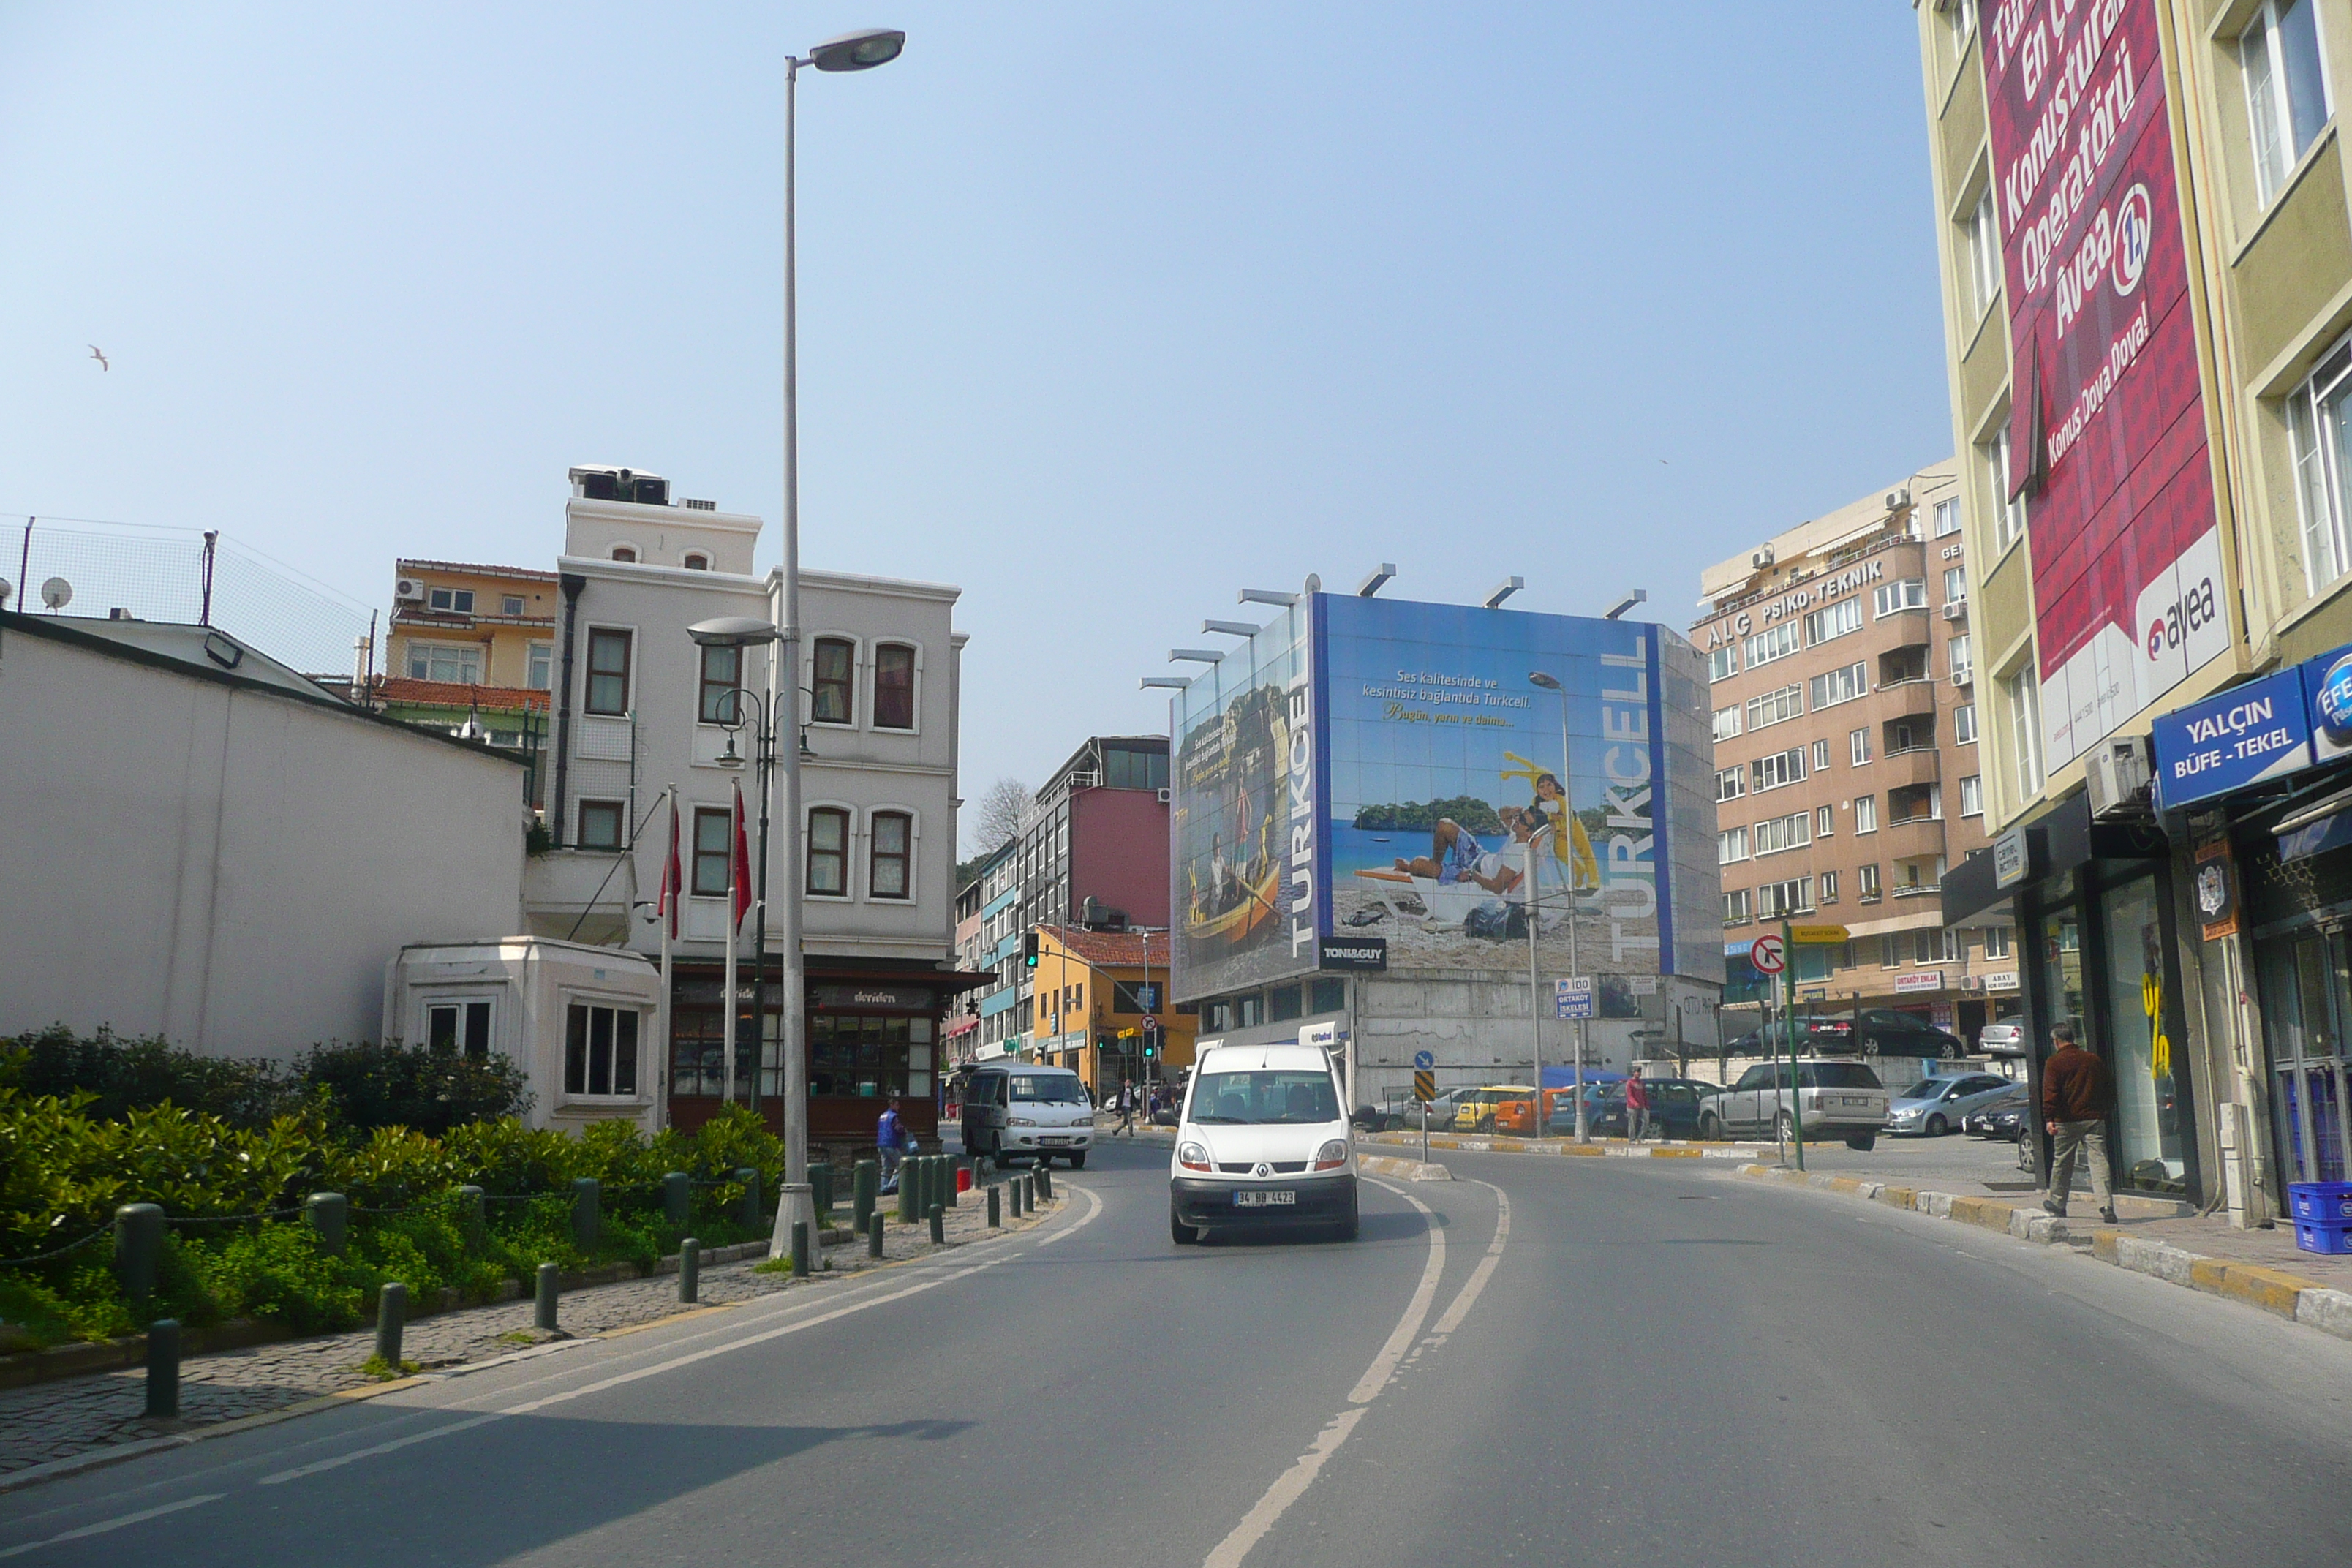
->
1983;0;2228;772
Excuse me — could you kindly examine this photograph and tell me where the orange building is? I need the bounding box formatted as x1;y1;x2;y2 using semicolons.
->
1027;927;1196;1096
387;559;562;694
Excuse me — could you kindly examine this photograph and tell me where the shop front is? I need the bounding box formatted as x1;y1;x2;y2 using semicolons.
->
666;957;990;1154
1945;796;2201;1205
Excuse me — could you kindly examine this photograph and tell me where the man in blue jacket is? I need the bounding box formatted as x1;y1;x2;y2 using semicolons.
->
877;1098;906;1190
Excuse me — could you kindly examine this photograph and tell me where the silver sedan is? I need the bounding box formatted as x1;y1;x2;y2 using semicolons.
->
1886;1073;2020;1137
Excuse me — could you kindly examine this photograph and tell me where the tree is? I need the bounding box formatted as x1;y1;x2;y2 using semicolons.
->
968;775;1033;856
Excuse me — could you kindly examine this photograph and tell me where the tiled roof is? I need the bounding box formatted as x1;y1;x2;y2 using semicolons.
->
1052;927;1171;968
375;676;551;712
396;559;559;582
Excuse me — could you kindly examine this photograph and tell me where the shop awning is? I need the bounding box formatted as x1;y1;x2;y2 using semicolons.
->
2276;782;2352;861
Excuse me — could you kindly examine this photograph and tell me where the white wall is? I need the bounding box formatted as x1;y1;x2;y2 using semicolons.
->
0;621;527;1058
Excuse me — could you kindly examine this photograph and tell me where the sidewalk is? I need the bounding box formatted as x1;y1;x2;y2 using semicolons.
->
0;1181;1065;1487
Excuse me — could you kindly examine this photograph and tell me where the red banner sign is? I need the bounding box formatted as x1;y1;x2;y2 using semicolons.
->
1983;0;2226;770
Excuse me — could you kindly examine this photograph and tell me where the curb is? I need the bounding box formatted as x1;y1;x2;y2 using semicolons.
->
1360;1132;1766;1161
1357;1155;1453;1182
1732;1162;2352;1342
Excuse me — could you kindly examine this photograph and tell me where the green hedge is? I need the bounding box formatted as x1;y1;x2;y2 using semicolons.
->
0;1089;783;1351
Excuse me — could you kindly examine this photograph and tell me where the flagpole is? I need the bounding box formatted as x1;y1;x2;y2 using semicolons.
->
658;783;677;1129
723;788;740;1106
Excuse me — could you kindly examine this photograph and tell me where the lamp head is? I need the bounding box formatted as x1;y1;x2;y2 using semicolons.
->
1528;671;1561;690
808;28;905;71
688;616;782;648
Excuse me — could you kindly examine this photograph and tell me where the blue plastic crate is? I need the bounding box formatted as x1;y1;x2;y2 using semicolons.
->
2292;1217;2352;1256
2287;1182;2352;1223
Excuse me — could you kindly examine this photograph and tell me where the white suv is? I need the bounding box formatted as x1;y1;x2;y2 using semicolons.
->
1170;1043;1357;1245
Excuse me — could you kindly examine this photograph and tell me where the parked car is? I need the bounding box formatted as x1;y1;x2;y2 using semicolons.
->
1888;1072;2019;1137
1455;1085;1537;1132
1961;1083;2031;1137
1724;1017;1857;1057
1575;1077;1714;1139
1697;1059;1888;1148
1976;1021;2028;1056
1852;1009;1966;1058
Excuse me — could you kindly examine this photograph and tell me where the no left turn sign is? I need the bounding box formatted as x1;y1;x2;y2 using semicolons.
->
1750;933;1787;975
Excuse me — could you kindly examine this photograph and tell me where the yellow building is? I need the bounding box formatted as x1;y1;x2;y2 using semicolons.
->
387;559;561;695
1025;927;1195;1096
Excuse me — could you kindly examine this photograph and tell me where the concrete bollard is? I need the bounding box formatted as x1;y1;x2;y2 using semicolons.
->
988;1183;1002;1228
928;1202;944;1245
145;1319;181;1421
456;1185;486;1254
867;1210;884;1259
1011;1176;1025;1218
791;1220;810;1279
113;1203;165;1303
737;1168;762;1232
1024;1174;1037;1212
571;1177;601;1254
306;1192;348;1257
1034;1164;1052;1202
663;1172;693;1231
852;1159;878;1234
679;1237;701;1304
897;1159;918;1224
535;1262;559;1332
810;1162;834;1221
375;1281;407;1368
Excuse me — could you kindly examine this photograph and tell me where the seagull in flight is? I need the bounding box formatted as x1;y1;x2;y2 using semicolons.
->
88;345;108;372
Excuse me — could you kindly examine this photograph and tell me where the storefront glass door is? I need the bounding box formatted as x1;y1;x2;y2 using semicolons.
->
2259;930;2352;1184
2101;873;2186;1193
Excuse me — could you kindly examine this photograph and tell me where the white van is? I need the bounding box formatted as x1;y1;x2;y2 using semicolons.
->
1169;1042;1357;1244
960;1063;1095;1166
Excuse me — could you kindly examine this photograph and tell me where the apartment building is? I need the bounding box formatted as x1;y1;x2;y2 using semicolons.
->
1698;463;2016;1044
1915;0;2352;1216
379;558;558;803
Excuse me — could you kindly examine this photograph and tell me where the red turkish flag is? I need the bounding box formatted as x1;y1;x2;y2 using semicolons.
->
731;781;753;930
659;794;682;938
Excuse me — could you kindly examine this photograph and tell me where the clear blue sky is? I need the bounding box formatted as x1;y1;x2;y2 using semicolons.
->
1;3;1953;852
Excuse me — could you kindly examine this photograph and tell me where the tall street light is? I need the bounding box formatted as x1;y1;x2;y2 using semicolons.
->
777;26;905;1186
1529;669;1588;1142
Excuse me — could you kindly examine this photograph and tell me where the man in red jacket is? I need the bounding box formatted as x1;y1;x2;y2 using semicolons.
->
2040;1025;2119;1224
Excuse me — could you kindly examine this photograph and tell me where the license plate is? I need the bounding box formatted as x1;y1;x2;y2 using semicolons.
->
1842;1097;1872;1107
1233;1190;1296;1207
1039;1137;1070;1145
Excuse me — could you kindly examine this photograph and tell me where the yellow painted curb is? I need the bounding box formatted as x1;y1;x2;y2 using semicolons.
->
2192;1258;2321;1319
1948;1196;2022;1234
1648;1147;1704;1159
1820;1176;1867;1196
1874;1184;1915;1210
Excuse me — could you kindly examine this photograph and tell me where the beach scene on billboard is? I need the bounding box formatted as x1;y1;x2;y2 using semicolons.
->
1320;597;1670;1000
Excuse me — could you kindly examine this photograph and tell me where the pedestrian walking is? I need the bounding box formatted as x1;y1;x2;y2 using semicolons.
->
1116;1080;1137;1137
1624;1069;1651;1142
877;1097;907;1191
2040;1025;2119;1224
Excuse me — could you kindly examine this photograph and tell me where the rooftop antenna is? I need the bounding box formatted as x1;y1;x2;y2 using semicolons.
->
40;576;73;613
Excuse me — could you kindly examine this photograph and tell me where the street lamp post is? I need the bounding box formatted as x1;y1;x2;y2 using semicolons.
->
1529;670;1588;1142
689;621;784;1116
776;26;904;1184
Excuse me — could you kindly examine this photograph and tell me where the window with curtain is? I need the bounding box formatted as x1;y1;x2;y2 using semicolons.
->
812;638;855;724
808;807;850;896
870;811;912;899
692;807;732;896
873;644;916;729
586;628;632;715
698;644;741;725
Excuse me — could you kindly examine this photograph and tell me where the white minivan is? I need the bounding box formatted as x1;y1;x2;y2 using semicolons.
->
1169;1043;1357;1244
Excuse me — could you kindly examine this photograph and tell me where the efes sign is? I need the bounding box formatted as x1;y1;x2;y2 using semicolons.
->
2305;644;2352;766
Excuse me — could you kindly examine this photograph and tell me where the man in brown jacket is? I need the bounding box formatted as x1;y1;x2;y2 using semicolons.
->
2041;1024;2119;1224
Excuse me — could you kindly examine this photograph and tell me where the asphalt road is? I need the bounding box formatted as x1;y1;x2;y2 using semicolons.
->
6;1140;2352;1567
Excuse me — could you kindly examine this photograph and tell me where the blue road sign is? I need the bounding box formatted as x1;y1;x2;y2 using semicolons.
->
1556;976;1595;1021
1412;1049;1436;1071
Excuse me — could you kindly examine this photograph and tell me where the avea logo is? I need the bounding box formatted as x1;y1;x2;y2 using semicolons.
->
2111;185;2152;298
2319;652;2352;733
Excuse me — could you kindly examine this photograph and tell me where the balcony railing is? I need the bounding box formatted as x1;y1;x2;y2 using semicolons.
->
1892;883;1940;898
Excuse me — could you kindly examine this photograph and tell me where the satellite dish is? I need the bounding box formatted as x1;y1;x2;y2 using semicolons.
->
40;577;72;611
0;578;12;606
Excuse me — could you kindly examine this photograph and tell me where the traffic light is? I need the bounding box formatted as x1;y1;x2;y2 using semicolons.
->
1022;931;1039;968
1142;1038;1157;1060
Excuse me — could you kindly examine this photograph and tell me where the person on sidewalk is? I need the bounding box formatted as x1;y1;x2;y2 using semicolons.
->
877;1097;907;1191
1624;1070;1651;1142
2040;1025;2119;1224
1116;1080;1137;1137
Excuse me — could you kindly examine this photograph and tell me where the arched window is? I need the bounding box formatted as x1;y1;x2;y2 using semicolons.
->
611;546;637;563
807;807;850;896
870;811;912;899
873;644;916;729
682;552;709;570
812;638;855;724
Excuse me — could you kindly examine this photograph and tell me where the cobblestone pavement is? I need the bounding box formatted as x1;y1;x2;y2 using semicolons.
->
0;1182;1064;1480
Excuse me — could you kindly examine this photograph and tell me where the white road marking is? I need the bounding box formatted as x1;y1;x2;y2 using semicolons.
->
1036;1183;1104;1245
0;1493;222;1558
1203;1176;1485;1568
1426;1177;1511;1340
259;1256;1016;1485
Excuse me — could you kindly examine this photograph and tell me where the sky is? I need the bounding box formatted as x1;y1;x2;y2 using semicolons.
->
0;3;1956;854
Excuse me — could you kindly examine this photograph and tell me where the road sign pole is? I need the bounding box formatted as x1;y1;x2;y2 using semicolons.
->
1784;918;1805;1172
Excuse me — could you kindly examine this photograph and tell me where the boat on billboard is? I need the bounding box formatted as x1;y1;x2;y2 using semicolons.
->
1983;0;2228;772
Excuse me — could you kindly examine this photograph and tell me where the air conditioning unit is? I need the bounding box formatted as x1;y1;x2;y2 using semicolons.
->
1156;788;1172;804
395;578;427;603
1750;544;1776;570
2084;735;2153;820
1885;488;1913;511
1950;666;1973;687
1942;600;1967;622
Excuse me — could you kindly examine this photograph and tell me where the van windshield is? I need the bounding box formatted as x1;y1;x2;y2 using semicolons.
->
1189;1070;1340;1125
1009;1074;1088;1104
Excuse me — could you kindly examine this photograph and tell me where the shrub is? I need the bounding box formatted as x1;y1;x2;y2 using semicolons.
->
1;1025;302;1126
297;1041;531;1136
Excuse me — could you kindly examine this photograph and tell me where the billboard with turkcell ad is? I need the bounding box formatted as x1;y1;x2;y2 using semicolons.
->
1169;593;1717;1008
